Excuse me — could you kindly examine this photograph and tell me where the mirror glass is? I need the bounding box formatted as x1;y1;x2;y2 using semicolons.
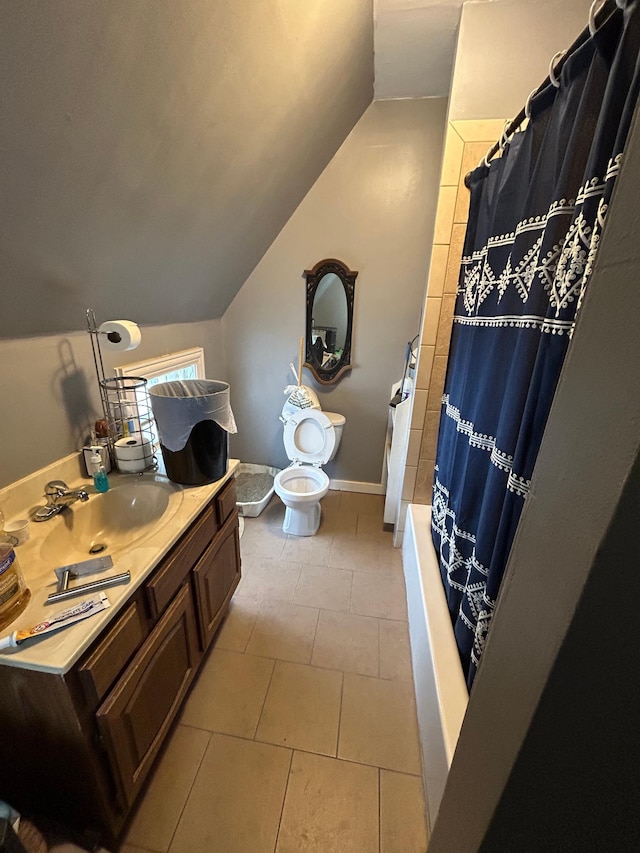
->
304;259;357;385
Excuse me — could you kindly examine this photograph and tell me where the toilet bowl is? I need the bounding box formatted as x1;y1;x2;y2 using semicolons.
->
274;408;344;536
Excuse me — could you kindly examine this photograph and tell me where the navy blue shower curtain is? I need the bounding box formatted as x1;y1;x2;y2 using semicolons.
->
432;0;640;690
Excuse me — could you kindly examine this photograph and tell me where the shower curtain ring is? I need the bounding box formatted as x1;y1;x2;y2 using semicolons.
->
483;145;493;168
499;119;514;150
589;0;605;36
548;49;567;88
525;89;537;120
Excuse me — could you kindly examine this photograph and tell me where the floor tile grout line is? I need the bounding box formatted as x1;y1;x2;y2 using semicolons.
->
378;766;382;853
162;729;213;853
273;746;295;853
252;655;277;741
335;667;346;760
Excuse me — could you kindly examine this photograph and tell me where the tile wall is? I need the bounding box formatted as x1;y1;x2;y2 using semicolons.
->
397;119;505;533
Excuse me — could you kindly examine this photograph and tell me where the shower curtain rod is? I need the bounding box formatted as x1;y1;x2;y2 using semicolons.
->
463;0;621;188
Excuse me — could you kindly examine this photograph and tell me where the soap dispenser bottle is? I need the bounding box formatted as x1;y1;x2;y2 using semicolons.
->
91;449;109;493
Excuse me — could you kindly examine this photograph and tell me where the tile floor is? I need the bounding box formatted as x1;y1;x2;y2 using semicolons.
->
119;491;428;853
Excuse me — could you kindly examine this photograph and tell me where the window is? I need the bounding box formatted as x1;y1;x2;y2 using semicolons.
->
114;347;206;386
113;348;206;469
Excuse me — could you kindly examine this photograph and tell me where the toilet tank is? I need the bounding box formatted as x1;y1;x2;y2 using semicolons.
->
323;412;345;461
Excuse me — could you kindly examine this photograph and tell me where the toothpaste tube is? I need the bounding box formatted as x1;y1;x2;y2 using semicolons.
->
0;593;110;650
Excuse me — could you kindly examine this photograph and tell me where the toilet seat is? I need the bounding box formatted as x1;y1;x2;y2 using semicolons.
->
282;409;336;465
275;465;329;501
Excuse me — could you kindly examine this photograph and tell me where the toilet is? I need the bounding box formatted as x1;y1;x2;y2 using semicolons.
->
274;409;345;536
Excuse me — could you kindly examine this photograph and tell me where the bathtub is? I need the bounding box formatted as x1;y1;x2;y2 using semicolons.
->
402;504;469;827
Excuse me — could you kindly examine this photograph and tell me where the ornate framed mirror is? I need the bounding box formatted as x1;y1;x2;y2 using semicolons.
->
304;258;357;385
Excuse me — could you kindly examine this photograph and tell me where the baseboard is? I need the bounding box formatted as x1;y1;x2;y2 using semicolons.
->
329;479;385;495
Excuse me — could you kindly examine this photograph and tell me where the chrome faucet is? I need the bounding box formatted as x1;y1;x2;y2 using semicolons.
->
34;480;90;521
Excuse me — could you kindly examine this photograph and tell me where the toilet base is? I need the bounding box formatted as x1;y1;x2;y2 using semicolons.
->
282;502;321;536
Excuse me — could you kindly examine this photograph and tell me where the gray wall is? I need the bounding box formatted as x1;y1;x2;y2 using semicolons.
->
0;320;224;488
450;0;589;120
223;98;448;485
0;0;373;337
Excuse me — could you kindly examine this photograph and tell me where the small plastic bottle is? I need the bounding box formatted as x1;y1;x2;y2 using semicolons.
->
0;533;31;632
91;450;110;493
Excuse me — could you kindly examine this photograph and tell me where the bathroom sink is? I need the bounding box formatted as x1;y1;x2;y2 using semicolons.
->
40;479;183;562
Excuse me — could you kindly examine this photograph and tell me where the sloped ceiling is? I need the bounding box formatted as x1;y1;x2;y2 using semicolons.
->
374;0;466;99
0;0;373;337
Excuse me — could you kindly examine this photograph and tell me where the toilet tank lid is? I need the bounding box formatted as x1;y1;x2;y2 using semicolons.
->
323;411;345;427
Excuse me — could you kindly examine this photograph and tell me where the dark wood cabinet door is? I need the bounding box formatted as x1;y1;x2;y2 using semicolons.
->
96;582;201;806
193;508;241;650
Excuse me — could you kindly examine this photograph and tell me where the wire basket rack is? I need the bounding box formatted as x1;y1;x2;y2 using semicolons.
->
86;309;157;473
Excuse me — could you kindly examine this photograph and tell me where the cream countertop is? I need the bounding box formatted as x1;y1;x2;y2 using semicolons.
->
0;459;239;675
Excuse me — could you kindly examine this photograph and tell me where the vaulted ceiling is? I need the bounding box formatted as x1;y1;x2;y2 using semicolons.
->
1;1;469;338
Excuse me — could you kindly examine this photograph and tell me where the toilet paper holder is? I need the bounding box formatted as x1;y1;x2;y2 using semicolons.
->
86;309;157;474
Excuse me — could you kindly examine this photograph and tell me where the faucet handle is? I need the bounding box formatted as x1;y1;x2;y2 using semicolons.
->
45;480;68;498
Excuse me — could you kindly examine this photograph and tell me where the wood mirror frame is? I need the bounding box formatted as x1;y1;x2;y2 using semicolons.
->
303;258;357;385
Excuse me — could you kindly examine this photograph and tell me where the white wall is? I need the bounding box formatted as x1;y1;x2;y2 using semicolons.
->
223;97;448;485
0;319;225;488
450;0;589;120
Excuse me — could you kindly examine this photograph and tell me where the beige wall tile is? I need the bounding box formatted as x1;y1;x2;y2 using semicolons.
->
459;140;493;185
419;411;440;461
416;344;435;391
255;661;343;757
380;770;429;853
410;389;428;430
180;648;275;737
338;673;421;774
429;356;448;403
440;125;464;186
276;752;379;853
451;118;506;143
427;388;443;412
435;294;456;357
426;244;448;298
406;428;422;467
454;180;471;224
171;734;291;853
402;465;417;502
414;459;436;504
445;224;466;293
421;297;441;346
124;725;210;852
311;609;379;677
433;185;457;243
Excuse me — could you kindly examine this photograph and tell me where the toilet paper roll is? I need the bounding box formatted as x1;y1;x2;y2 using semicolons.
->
98;320;142;352
114;436;153;473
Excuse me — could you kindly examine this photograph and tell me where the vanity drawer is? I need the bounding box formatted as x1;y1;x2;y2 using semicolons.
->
78;600;148;708
216;477;237;525
146;503;218;619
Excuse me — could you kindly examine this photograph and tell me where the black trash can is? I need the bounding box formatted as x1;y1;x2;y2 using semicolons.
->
149;380;237;486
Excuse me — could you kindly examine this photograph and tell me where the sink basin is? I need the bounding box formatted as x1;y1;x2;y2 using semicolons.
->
40;479;183;562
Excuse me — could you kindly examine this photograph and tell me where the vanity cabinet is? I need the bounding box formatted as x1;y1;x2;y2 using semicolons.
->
0;475;240;847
